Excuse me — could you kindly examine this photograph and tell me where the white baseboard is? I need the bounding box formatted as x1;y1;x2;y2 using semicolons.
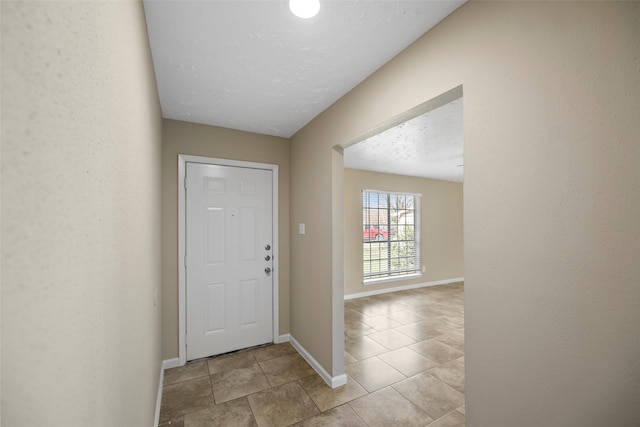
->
154;358;180;427
331;373;348;388
289;335;347;388
162;358;181;370
154;363;164;427
276;333;291;344
344;277;464;300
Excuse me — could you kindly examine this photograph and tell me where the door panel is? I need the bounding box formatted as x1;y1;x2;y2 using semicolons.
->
186;162;273;360
206;283;225;333
239;207;257;262
240;279;258;326
205;208;225;264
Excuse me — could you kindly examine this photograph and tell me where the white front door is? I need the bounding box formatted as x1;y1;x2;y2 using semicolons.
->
185;162;273;361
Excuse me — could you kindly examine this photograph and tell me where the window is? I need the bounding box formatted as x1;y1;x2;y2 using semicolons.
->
362;190;420;282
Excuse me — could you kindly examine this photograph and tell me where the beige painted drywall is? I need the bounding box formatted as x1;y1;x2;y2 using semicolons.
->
343;169;463;296
1;1;162;425
161;119;290;359
290;126;335;373
291;1;640;424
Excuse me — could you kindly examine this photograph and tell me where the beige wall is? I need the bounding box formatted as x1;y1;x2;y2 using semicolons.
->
161;119;290;359
1;1;163;425
290;125;336;373
343;169;463;296
291;1;640;424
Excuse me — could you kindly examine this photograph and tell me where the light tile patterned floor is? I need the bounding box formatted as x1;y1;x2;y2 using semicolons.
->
159;282;465;426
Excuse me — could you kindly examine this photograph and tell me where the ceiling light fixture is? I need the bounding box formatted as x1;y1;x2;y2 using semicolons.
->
289;0;320;18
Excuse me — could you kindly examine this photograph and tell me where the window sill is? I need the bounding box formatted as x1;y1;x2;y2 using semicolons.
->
363;273;422;286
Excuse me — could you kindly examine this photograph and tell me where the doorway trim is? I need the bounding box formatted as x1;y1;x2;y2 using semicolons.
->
178;154;279;365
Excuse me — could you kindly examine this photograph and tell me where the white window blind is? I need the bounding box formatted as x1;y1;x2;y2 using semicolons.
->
362;189;421;281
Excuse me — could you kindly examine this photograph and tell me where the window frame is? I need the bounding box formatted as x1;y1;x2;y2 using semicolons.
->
362;189;421;284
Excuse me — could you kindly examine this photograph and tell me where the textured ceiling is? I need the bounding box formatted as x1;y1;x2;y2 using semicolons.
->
143;0;465;138
144;0;465;181
344;97;463;182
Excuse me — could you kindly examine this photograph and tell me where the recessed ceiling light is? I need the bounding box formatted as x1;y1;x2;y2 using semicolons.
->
289;0;320;19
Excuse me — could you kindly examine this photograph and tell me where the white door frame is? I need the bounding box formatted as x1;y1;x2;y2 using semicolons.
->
178;154;279;365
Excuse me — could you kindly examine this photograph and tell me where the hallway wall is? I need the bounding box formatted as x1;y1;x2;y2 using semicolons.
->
290;2;640;424
2;1;163;424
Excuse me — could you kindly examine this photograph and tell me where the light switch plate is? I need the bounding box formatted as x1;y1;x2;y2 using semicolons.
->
299;223;305;234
